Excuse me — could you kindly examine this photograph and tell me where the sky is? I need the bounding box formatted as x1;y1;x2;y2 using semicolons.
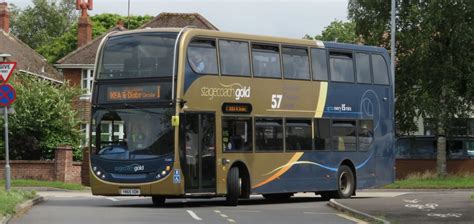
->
9;0;349;39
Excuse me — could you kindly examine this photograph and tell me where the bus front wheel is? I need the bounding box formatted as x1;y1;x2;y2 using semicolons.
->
152;196;166;207
226;167;240;206
336;165;355;199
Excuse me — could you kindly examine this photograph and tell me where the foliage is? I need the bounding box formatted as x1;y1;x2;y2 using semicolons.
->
0;189;36;216
37;14;153;63
9;0;78;50
0;179;86;190
348;0;474;135
383;173;474;189
0;74;82;160
304;20;359;44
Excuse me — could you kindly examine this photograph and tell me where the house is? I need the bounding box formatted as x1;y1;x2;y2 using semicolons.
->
0;2;62;83
54;5;219;146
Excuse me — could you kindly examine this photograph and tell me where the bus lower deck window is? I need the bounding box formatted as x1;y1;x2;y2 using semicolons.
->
222;117;253;152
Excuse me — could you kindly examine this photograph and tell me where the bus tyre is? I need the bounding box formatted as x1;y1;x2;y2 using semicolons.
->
336;165;355;199
152;196;166;207
226;167;240;206
262;193;293;201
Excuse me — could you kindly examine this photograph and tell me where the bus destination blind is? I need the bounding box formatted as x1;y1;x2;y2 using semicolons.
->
107;85;161;101
222;103;252;114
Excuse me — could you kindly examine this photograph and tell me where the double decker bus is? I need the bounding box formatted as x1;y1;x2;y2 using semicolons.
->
90;27;395;206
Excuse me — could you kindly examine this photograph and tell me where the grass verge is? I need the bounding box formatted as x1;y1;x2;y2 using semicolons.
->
0;189;36;216
384;172;474;189
0;179;85;191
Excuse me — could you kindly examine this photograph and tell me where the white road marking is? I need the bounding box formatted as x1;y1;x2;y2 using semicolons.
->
214;210;221;213
220;214;228;218
104;197;119;202
227;219;236;223
337;214;369;224
186;210;202;221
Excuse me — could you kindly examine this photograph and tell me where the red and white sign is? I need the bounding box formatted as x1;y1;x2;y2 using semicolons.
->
0;62;16;83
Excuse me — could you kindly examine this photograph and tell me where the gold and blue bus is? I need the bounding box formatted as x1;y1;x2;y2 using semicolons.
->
90;27;395;206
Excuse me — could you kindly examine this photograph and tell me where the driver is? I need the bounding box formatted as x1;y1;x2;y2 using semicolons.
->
130;125;147;150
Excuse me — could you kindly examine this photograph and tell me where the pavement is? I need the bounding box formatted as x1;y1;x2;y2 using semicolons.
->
334;189;474;223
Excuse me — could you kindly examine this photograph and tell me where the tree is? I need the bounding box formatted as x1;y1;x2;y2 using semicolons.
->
37;14;153;63
10;0;78;50
0;74;82;160
304;20;359;44
349;0;474;177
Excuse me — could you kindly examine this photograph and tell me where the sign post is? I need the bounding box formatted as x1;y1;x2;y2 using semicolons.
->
0;54;15;192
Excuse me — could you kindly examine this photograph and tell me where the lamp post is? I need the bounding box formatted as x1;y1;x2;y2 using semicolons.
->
0;53;11;191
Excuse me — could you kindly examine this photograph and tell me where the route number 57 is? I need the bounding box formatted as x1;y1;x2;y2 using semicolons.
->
271;94;283;109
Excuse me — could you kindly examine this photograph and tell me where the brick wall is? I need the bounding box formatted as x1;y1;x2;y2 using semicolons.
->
63;68;81;87
396;159;474;179
0;146;83;184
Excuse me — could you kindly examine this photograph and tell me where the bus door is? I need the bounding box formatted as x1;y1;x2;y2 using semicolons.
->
180;113;216;193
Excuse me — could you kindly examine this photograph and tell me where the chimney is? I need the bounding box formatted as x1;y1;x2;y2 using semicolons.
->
0;2;9;33
77;0;93;47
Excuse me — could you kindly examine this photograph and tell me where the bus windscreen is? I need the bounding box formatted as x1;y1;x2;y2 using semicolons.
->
98;32;177;79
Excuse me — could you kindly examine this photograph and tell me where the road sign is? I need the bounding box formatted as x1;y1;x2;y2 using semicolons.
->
0;84;16;107
0;62;16;83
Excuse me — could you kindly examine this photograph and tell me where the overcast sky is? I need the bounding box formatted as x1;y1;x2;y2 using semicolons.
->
10;0;349;39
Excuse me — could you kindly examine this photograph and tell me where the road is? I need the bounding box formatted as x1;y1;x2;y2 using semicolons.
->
11;192;364;224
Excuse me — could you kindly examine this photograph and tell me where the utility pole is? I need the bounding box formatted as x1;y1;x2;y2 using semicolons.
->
390;0;396;97
1;53;11;191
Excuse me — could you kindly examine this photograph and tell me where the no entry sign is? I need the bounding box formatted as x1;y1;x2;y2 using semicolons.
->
0;62;16;82
0;84;16;107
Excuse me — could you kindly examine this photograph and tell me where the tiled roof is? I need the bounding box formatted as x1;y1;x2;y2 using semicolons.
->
139;12;219;30
0;30;62;82
56;12;218;66
57;25;126;65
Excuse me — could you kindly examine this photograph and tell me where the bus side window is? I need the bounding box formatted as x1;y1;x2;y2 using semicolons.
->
285;119;312;151
219;40;251;76
372;54;390;85
255;118;283;151
314;119;331;150
331;120;357;151
311;48;329;81
222;117;253;152
252;44;281;78
282;47;310;80
356;53;372;84
358;120;373;151
329;52;355;82
187;39;218;75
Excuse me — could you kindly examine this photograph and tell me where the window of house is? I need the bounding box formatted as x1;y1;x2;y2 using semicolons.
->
188;39;218;74
330;52;354;82
219;40;251;76
358;120;374;150
80;123;89;147
356;53;372;84
285;119;312;151
314;119;331;150
311;48;329;81
255;118;283;151
82;69;94;94
282;47;310;80
222;117;253;152
252;44;281;78
331;120;356;151
372;54;390;85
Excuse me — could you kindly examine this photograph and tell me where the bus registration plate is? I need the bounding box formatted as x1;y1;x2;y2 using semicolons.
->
120;188;140;195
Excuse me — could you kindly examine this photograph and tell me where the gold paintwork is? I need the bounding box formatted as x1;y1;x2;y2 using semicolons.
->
91;28;328;196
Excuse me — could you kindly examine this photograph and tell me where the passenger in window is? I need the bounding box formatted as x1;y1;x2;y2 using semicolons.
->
190;52;205;73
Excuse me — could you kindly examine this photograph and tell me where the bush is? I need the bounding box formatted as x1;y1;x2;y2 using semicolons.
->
0;74;82;160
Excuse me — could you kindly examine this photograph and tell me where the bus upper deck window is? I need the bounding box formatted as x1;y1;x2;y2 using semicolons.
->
282;47;310;80
252;44;281;78
356;53;372;84
219;40;251;76
329;52;355;82
311;48;329;81
188;39;218;75
372;54;390;85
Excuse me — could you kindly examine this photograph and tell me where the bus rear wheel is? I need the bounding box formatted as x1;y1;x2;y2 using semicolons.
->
335;165;355;199
152;196;166;207
226;167;240;206
262;193;293;201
